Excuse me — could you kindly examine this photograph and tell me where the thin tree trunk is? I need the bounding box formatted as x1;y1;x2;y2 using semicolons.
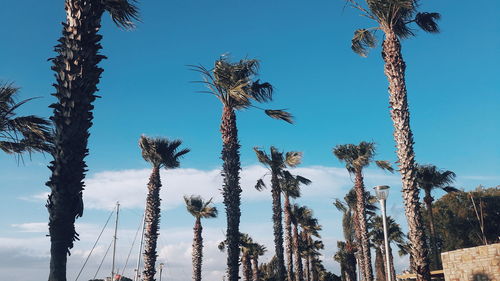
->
143;167;162;281
306;253;311;281
375;247;385;281
346;248;357;281
242;252;252;281
382;31;431;281
424;188;439;269
292;223;304;281
192;217;203;281
47;1;105;280
251;257;259;281
354;169;373;281
388;244;396;281
303;256;310;281
220;105;242;281
284;195;294;281
271;166;286;281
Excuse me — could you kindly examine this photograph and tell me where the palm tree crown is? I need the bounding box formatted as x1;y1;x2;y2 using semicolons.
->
333;141;394;173
0;83;52;155
415;164;457;195
184;195;218;219
190;57;293;123
348;0;441;56
139;135;190;169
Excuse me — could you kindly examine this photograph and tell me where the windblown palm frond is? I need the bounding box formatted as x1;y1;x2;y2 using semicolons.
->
0;83;53;155
184;195;218;219
103;0;140;29
415;164;456;193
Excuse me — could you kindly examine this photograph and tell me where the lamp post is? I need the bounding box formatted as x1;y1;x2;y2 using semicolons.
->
159;263;164;281
374;185;391;281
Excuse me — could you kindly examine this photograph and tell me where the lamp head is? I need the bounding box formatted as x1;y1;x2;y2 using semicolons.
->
374;185;390;201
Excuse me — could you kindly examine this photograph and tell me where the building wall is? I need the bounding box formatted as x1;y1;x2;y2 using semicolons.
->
441;243;500;281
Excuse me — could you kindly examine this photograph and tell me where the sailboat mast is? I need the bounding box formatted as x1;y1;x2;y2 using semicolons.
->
111;201;120;280
134;211;146;281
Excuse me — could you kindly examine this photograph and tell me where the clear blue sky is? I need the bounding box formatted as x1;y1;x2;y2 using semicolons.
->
0;0;498;280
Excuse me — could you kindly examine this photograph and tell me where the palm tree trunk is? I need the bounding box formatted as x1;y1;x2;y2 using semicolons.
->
220;105;242;281
251;257;260;281
192;216;203;281
375;247;385;281
292;223;304;281
346;248;357;281
306;254;311;281
354;169;373;281
242;252;252;281
271;166;286;281
382;31;431;281
388;244;396;281
284;195;294;281
143;166;162;281
47;1;105;280
424;188;439;269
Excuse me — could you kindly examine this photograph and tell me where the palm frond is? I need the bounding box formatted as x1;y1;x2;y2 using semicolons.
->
295;175;312;185
139;135;189;168
285;151;302;167
103;0;140;29
442;186;460;193
249;80;274;102
415;12;441;33
254;147;271;165
351;29;377;57
264;109;294;124
255;178;267;191
375;160;394;173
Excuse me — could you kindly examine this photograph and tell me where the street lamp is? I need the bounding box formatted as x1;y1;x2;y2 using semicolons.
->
159;263;164;281
374;185;392;281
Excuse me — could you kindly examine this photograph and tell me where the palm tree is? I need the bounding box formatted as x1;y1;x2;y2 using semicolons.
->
254;146;304;281
281;171;311;281
184;195;218;281
415;164;457;268
334;241;357;281
290;204;308;281
296;208;322;281
346;1;441;280
334;188;379;281
139;136;189;281
369;216;407;281
191;57;292;281
249;242;267;281
46;1;139;280
219;233;256;281
0;83;52;156
333;142;393;281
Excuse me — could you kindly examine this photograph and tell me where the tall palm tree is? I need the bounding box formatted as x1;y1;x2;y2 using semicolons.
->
0;83;52;156
46;1;138;280
191;58;292;281
296;209;322;281
139;136;189;281
333;142;393;281
415;164;457;268
249;242;267;281
219;232;256;281
346;1;441;280
334;241;357;281
254;146;304;281
281;171;311;281
369;216;407;281
184;195;218;281
290;204;308;281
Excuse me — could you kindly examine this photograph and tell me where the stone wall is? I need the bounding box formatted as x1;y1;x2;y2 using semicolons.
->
441;243;500;281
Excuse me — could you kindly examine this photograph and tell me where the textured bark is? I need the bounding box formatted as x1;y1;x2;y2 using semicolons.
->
192;217;203;281
305;253;311;281
424;188;439;269
292;223;304;281
345;247;357;281
143;167;162;281
284;195;294;281
375;247;386;281
251;257;259;281
220;106;242;281
382;31;430;281
46;1;105;280
242;252;252;281
388;244;396;281
354;169;373;281
271;166;286;281
303;256;310;281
